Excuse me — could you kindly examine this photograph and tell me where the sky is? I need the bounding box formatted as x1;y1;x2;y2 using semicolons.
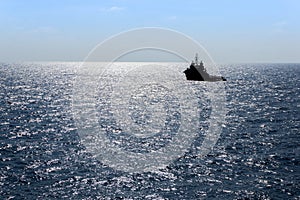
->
0;0;299;63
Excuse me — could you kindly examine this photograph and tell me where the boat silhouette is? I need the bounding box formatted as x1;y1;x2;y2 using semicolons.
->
184;54;226;81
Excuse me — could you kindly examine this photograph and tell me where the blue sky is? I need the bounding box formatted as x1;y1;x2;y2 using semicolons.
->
0;0;299;62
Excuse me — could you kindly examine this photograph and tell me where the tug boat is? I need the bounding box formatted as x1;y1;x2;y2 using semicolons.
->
184;54;226;81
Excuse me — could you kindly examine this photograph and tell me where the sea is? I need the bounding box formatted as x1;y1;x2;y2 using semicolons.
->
0;62;299;199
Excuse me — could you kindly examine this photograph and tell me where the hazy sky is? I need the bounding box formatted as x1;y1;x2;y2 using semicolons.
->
0;0;299;63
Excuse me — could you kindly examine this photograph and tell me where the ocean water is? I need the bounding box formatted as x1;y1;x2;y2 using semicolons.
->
0;62;299;199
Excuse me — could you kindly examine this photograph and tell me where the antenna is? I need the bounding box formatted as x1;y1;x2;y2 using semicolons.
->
195;53;198;65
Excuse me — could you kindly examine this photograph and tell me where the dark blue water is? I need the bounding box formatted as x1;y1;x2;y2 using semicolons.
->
0;62;299;199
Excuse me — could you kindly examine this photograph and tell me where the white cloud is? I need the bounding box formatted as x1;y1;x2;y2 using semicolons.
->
273;20;288;27
108;6;125;11
99;6;126;12
272;20;288;33
28;26;58;34
167;16;177;20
